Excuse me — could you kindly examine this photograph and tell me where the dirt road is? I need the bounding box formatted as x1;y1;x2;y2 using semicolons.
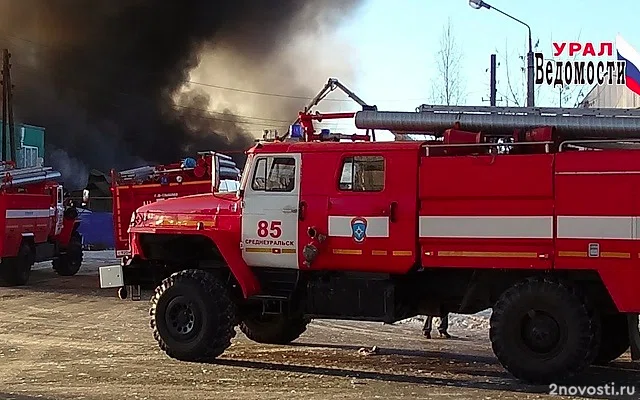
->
0;252;637;400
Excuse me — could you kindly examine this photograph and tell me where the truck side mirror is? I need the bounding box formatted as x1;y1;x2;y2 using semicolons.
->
211;154;220;193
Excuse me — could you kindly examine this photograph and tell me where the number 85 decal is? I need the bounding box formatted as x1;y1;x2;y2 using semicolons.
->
257;220;282;238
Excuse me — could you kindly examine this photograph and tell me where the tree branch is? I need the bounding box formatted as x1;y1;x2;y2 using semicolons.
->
430;18;465;106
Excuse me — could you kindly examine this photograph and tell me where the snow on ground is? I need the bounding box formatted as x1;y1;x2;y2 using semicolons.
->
395;310;492;333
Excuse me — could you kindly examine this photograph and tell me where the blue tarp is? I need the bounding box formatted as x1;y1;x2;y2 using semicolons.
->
76;208;114;250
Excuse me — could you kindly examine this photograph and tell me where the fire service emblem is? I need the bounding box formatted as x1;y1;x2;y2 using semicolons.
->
351;217;368;243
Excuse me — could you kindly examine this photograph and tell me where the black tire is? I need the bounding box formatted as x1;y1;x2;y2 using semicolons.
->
240;313;310;345
629;314;640;360
593;313;630;365
490;276;600;384
0;242;34;286
149;269;236;361
53;231;83;276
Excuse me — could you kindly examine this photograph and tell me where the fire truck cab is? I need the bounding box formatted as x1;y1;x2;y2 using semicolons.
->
109;151;240;259
100;99;640;384
0;162;83;285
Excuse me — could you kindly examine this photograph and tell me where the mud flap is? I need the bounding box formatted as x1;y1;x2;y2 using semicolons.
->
628;314;640;361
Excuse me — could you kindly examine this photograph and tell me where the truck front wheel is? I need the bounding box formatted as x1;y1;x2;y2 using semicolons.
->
149;269;236;361
0;243;34;286
240;313;310;345
53;231;83;276
490;277;600;384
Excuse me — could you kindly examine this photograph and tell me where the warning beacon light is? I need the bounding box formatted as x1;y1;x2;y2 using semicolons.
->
182;157;197;168
290;123;303;140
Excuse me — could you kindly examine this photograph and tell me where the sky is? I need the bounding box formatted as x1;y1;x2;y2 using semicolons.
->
313;0;640;139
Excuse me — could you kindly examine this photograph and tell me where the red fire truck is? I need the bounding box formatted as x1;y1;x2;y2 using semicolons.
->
0;161;83;285
99;81;640;384
109;152;241;260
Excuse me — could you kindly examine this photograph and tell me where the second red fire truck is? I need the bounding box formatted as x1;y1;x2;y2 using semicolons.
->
0;161;83;285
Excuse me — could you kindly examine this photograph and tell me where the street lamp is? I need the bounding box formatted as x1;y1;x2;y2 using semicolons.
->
469;0;535;107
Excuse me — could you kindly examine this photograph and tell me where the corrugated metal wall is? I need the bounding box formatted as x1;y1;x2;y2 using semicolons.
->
580;81;640;108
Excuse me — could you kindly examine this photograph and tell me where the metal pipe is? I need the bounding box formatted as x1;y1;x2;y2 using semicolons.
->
1;171;61;187
354;110;640;139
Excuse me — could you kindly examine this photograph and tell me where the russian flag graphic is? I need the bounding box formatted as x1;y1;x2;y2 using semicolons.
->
616;35;640;96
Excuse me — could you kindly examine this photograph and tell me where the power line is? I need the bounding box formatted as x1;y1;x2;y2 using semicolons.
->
6;60;291;128
0;32;350;101
0;31;434;104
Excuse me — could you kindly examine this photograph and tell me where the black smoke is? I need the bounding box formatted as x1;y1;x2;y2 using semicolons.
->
0;0;363;189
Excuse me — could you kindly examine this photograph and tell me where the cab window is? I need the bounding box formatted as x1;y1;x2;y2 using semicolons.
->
338;156;384;192
251;156;296;192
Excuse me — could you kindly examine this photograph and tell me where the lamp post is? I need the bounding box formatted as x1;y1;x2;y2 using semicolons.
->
469;0;535;107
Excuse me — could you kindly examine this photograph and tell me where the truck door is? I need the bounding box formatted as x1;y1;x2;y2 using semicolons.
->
322;151;418;272
241;153;301;269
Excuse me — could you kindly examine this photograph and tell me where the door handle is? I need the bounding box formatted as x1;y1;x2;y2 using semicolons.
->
389;201;398;223
299;201;307;221
282;207;298;213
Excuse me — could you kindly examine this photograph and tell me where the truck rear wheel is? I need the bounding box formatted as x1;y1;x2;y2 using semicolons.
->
53;231;83;276
490;277;600;384
0;243;34;286
240;313;310;345
149;269;236;361
593;313;630;365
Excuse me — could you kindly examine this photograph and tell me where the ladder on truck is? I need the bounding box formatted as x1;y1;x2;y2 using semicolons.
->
115;152;240;185
415;104;640;117
411;105;640;148
0;161;62;188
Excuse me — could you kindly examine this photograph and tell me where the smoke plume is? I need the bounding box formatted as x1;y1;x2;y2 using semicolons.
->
0;0;363;189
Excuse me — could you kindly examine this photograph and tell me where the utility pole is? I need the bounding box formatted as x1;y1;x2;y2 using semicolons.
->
5;50;15;163
469;0;535;106
482;54;501;106
1;49;7;162
490;54;497;106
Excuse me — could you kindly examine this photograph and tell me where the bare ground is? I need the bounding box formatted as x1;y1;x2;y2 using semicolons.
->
0;252;638;400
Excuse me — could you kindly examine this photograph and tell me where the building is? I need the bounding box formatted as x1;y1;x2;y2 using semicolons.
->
0;122;45;168
579;78;640;109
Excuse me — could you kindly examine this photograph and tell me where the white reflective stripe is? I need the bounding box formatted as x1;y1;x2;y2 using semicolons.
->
556;171;640;175
328;216;389;237
5;209;51;219
419;216;554;239
557;216;634;240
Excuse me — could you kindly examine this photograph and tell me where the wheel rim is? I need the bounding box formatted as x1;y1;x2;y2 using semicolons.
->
520;309;563;355
165;296;200;339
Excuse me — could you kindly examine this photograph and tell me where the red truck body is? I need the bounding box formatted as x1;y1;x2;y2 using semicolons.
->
110;152;240;258
125;139;640;310
0;163;83;285
100;93;640;385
